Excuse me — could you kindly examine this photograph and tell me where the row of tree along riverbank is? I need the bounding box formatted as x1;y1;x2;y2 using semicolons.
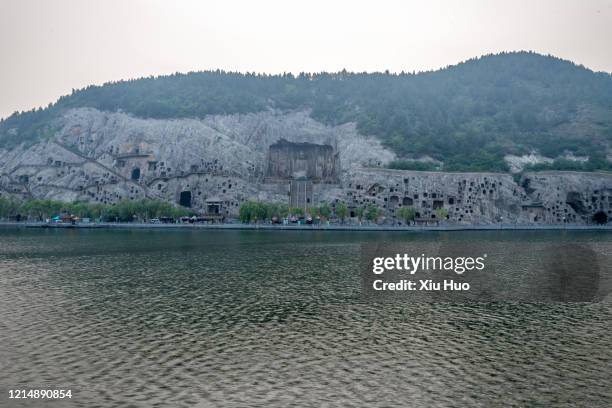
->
239;200;447;224
0;197;448;225
0;197;192;222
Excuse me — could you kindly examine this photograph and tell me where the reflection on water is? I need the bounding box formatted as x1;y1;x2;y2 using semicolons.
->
0;229;611;407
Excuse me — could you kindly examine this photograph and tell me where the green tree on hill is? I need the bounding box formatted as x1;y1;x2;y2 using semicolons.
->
396;207;416;225
0;197;21;219
335;202;348;223
365;204;380;222
435;208;449;221
317;203;331;220
3;52;612;172
354;207;365;223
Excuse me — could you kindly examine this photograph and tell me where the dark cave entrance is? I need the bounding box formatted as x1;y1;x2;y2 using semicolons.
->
179;191;192;208
566;192;587;215
131;167;140;181
592;211;608;224
207;203;220;215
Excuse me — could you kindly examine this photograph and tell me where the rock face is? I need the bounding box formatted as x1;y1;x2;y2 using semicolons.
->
1;107;611;225
504;154;553;173
267;139;338;182
327;169;612;224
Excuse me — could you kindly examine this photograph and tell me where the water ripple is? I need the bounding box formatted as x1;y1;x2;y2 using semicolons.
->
0;229;611;407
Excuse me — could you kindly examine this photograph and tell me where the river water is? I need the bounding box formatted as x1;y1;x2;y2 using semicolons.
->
0;228;611;407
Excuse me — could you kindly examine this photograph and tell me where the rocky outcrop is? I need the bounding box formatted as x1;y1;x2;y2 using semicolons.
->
323;169;612;224
1;107;611;225
504;154;553;173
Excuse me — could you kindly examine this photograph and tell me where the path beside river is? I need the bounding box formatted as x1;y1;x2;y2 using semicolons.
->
1;221;611;232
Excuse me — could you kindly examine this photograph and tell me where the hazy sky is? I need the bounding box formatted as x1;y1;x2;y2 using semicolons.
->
1;0;611;119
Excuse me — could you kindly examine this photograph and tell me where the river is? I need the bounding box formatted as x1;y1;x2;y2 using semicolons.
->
1;228;611;407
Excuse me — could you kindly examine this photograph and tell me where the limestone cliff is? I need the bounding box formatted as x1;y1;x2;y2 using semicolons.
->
1;107;611;225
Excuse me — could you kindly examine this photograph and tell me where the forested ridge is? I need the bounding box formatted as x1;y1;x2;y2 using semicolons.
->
2;51;612;172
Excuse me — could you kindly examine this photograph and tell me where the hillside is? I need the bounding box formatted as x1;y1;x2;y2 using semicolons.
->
2;51;612;172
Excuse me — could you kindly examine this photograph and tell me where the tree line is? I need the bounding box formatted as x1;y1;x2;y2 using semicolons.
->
0;196;452;224
0;198;192;222
238;201;334;223
238;200;447;224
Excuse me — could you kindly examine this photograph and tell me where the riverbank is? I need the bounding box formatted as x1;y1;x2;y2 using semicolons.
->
1;221;611;232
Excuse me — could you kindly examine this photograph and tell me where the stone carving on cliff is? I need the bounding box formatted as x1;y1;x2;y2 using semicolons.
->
1;107;611;224
266;138;338;182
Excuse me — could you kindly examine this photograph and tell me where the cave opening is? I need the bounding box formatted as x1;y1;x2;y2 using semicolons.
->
592;211;608;224
179;191;192;208
566;192;587;215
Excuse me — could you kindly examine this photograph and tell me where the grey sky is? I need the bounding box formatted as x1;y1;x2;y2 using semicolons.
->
1;0;611;119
